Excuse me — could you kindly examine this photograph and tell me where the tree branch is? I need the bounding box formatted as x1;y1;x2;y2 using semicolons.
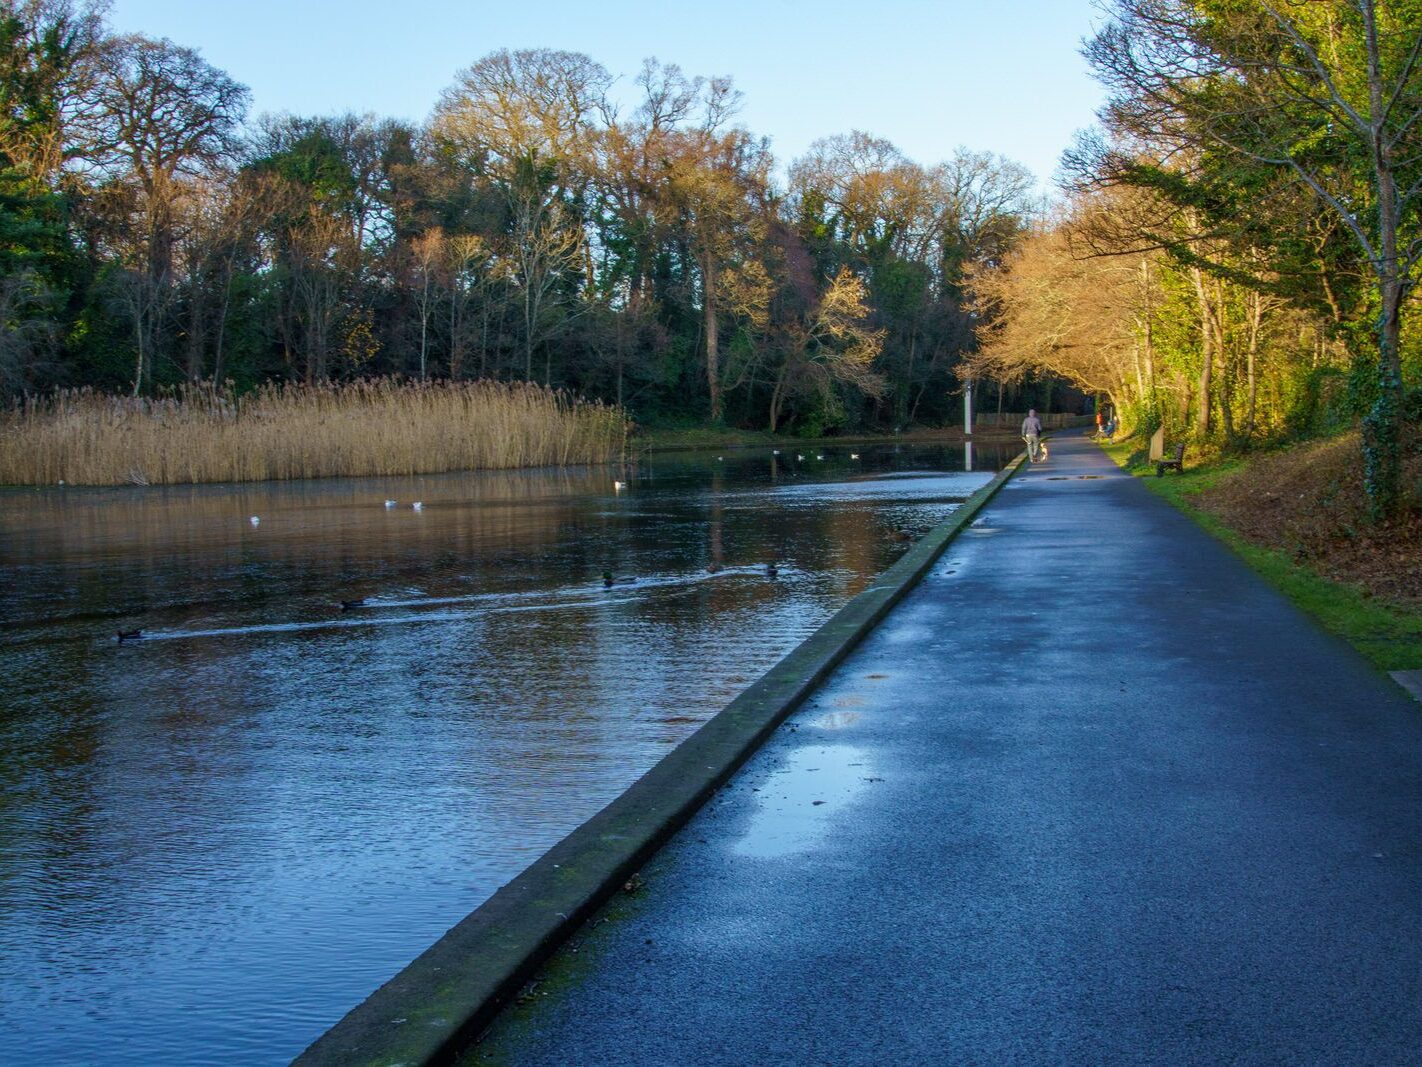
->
1259;3;1371;137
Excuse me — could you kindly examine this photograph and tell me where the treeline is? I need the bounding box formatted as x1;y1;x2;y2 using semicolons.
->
0;0;1040;435
967;0;1422;519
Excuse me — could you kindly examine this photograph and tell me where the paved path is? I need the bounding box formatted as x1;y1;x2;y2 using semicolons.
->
471;434;1422;1065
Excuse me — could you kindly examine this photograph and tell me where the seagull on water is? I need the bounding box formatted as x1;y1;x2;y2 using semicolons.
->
384;499;397;508
411;501;423;511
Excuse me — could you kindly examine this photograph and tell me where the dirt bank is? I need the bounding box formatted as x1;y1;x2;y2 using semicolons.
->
1195;432;1422;605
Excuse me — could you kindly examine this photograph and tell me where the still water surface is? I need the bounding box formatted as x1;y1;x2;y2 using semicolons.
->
0;442;1007;1064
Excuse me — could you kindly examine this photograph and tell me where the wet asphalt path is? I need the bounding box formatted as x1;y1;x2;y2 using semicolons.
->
472;432;1422;1065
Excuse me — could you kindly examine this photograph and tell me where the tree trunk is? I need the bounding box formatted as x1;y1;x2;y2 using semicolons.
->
704;254;720;422
212;252;236;386
419;272;430;382
479;302;489;379
1144;307;1157;403
1131;338;1146;408
186;286;205;382
1191;267;1213;436
899;331;916;425
1215;280;1235;446
131;303;145;397
1364;275;1405;519
1245;290;1262;440
523;286;534;382
768;360;788;433
909;343;941;422
1361;0;1406;520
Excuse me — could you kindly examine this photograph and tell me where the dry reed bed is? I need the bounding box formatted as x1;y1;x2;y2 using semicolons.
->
0;380;629;486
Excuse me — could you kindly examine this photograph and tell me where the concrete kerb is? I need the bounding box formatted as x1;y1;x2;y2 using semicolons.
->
295;451;1028;1067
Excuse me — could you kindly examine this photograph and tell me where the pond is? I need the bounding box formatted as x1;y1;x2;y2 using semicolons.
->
0;440;1010;1064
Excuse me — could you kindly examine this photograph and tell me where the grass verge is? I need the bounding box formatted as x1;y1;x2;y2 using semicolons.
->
634;424;786;452
635;424;1025;453
1100;437;1422;672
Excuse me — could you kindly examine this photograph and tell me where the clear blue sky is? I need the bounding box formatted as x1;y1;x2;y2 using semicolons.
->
108;0;1105;189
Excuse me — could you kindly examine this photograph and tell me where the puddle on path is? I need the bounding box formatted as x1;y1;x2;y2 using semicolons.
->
810;710;862;729
882;623;934;645
732;744;872;859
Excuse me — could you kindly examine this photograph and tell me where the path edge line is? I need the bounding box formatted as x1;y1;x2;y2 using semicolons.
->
296;453;1026;1067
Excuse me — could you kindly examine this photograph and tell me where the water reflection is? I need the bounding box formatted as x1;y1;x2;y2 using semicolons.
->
732;744;876;860
0;442;1011;1064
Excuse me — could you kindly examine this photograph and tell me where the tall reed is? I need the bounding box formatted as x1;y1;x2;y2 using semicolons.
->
0;379;630;486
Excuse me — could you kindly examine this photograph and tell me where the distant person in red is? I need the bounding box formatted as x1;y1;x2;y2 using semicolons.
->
1022;409;1043;462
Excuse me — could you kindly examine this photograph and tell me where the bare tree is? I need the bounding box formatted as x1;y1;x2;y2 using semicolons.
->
280;206;352;384
433;48;611;187
443;233;496;379
0;0;108;184
88;34;247;393
409;227;443;381
967;207;1156;419
769;267;886;432
433;48;611;382
665;114;768;422
513;197;585;382
790;132;945;266
930;148;1037;272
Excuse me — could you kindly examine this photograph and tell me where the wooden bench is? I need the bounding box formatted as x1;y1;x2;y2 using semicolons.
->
1156;443;1185;476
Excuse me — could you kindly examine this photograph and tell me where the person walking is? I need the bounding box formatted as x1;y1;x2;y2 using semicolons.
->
1021;409;1043;462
